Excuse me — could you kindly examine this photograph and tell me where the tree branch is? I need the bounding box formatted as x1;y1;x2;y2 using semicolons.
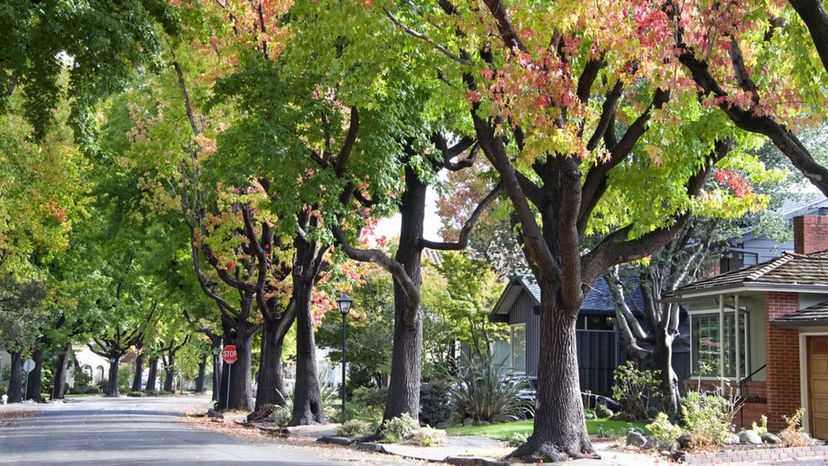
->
421;181;502;250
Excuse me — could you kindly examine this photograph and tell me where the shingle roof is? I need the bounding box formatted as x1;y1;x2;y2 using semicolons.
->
772;301;828;327
516;274;644;314
672;250;828;296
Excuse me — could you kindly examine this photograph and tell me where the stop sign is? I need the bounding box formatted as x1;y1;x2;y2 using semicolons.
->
222;345;238;364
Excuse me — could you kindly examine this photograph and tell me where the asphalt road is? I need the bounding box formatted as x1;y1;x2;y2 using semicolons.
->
0;395;418;466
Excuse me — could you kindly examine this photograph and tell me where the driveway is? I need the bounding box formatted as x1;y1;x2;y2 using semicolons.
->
0;395;422;465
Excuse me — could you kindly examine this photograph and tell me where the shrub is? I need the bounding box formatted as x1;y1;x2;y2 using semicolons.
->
381;413;419;443
69;385;100;395
751;415;768;437
271;405;292;428
420;379;453;426
646;412;683;448
351;386;387;421
680;392;732;447
413;426;447;447
452;355;532;423
612;361;661;420
779;408;809;447
507;432;529;447
337;419;374;438
126;391;144;397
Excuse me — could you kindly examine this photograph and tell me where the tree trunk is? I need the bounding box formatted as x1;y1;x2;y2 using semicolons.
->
131;351;144;392
7;351;23;403
195;356;207;393
383;164;425;421
105;355;121;397
163;355;175;392
26;347;44;402
51;344;71;400
291;276;325;424
510;292;592;462
655;328;680;417
383;298;423;421
255;318;288;409
220;322;255;411
145;357;158;392
211;336;222;402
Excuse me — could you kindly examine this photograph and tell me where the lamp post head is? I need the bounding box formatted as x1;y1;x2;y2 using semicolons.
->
336;293;353;316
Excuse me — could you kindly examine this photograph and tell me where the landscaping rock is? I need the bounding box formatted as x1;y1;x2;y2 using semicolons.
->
762;432;781;444
739;430;762;445
463;418;474;427
723;433;741;445
626;431;647;447
677;433;692;449
800;432;813;444
643;436;658;449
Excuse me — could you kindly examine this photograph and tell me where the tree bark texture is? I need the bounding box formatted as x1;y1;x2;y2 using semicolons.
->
510;290;590;462
106;355;121;397
383;165;425;421
163;355;176;392
195;357;207;393
26;347;44;402
51;345;71;400
291;275;325;424
211;336;222;401
7;351;23;403
145;357;159;392
131;351;144;392
256;318;289;408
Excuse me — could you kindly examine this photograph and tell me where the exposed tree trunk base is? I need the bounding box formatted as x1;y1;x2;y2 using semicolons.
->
26;348;44;402
508;437;599;463
145;357;158;392
195;359;206;393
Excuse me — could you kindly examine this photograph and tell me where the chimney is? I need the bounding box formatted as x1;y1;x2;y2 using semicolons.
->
793;215;828;254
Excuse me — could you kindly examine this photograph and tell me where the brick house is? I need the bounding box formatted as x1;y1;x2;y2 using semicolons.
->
670;215;828;437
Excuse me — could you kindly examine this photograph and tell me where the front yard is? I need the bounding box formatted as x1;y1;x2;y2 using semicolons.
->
445;418;649;440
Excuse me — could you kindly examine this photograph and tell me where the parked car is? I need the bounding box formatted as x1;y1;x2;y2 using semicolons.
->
505;374;621;413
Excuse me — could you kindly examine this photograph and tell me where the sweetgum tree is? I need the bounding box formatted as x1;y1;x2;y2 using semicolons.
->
380;0;771;459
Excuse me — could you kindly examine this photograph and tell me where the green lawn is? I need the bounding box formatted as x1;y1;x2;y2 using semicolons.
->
445;418;648;440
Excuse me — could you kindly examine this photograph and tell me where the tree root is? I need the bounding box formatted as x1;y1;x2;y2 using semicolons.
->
507;437;600;463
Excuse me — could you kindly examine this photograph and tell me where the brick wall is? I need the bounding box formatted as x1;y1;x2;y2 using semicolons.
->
765;292;801;431
793;215;828;254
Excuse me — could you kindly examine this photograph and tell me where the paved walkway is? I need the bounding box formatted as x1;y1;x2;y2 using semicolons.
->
0;396;425;465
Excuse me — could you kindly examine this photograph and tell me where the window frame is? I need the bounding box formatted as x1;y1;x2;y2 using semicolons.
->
510;323;527;374
689;309;750;380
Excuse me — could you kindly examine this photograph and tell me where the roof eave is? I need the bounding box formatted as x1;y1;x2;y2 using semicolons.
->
771;318;828;328
668;282;828;301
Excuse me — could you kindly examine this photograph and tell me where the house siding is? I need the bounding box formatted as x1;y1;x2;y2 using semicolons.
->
508;290;540;376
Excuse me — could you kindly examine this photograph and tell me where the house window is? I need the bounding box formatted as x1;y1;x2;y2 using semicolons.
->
510;324;526;373
576;315;616;331
691;312;748;378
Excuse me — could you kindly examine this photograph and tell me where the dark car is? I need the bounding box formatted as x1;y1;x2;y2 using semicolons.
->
505;375;621;413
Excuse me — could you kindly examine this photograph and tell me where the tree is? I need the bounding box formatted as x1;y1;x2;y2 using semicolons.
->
666;0;828;195
381;0;772;459
0;278;47;402
607;155;787;415
0;0;179;139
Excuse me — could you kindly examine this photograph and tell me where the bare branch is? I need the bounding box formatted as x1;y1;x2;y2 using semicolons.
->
421;181;502;250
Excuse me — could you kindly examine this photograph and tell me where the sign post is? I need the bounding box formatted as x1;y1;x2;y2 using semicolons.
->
22;359;35;401
221;345;238;410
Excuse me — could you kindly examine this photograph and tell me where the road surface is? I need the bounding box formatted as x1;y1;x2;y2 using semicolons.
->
0;395;420;465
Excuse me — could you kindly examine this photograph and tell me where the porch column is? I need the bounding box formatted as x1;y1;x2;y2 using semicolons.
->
734;294;740;396
719;294;725;392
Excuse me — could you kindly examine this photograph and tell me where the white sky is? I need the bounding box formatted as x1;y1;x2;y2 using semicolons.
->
374;186;443;242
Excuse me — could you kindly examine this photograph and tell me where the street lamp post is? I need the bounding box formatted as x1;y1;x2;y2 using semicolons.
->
336;293;353;421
